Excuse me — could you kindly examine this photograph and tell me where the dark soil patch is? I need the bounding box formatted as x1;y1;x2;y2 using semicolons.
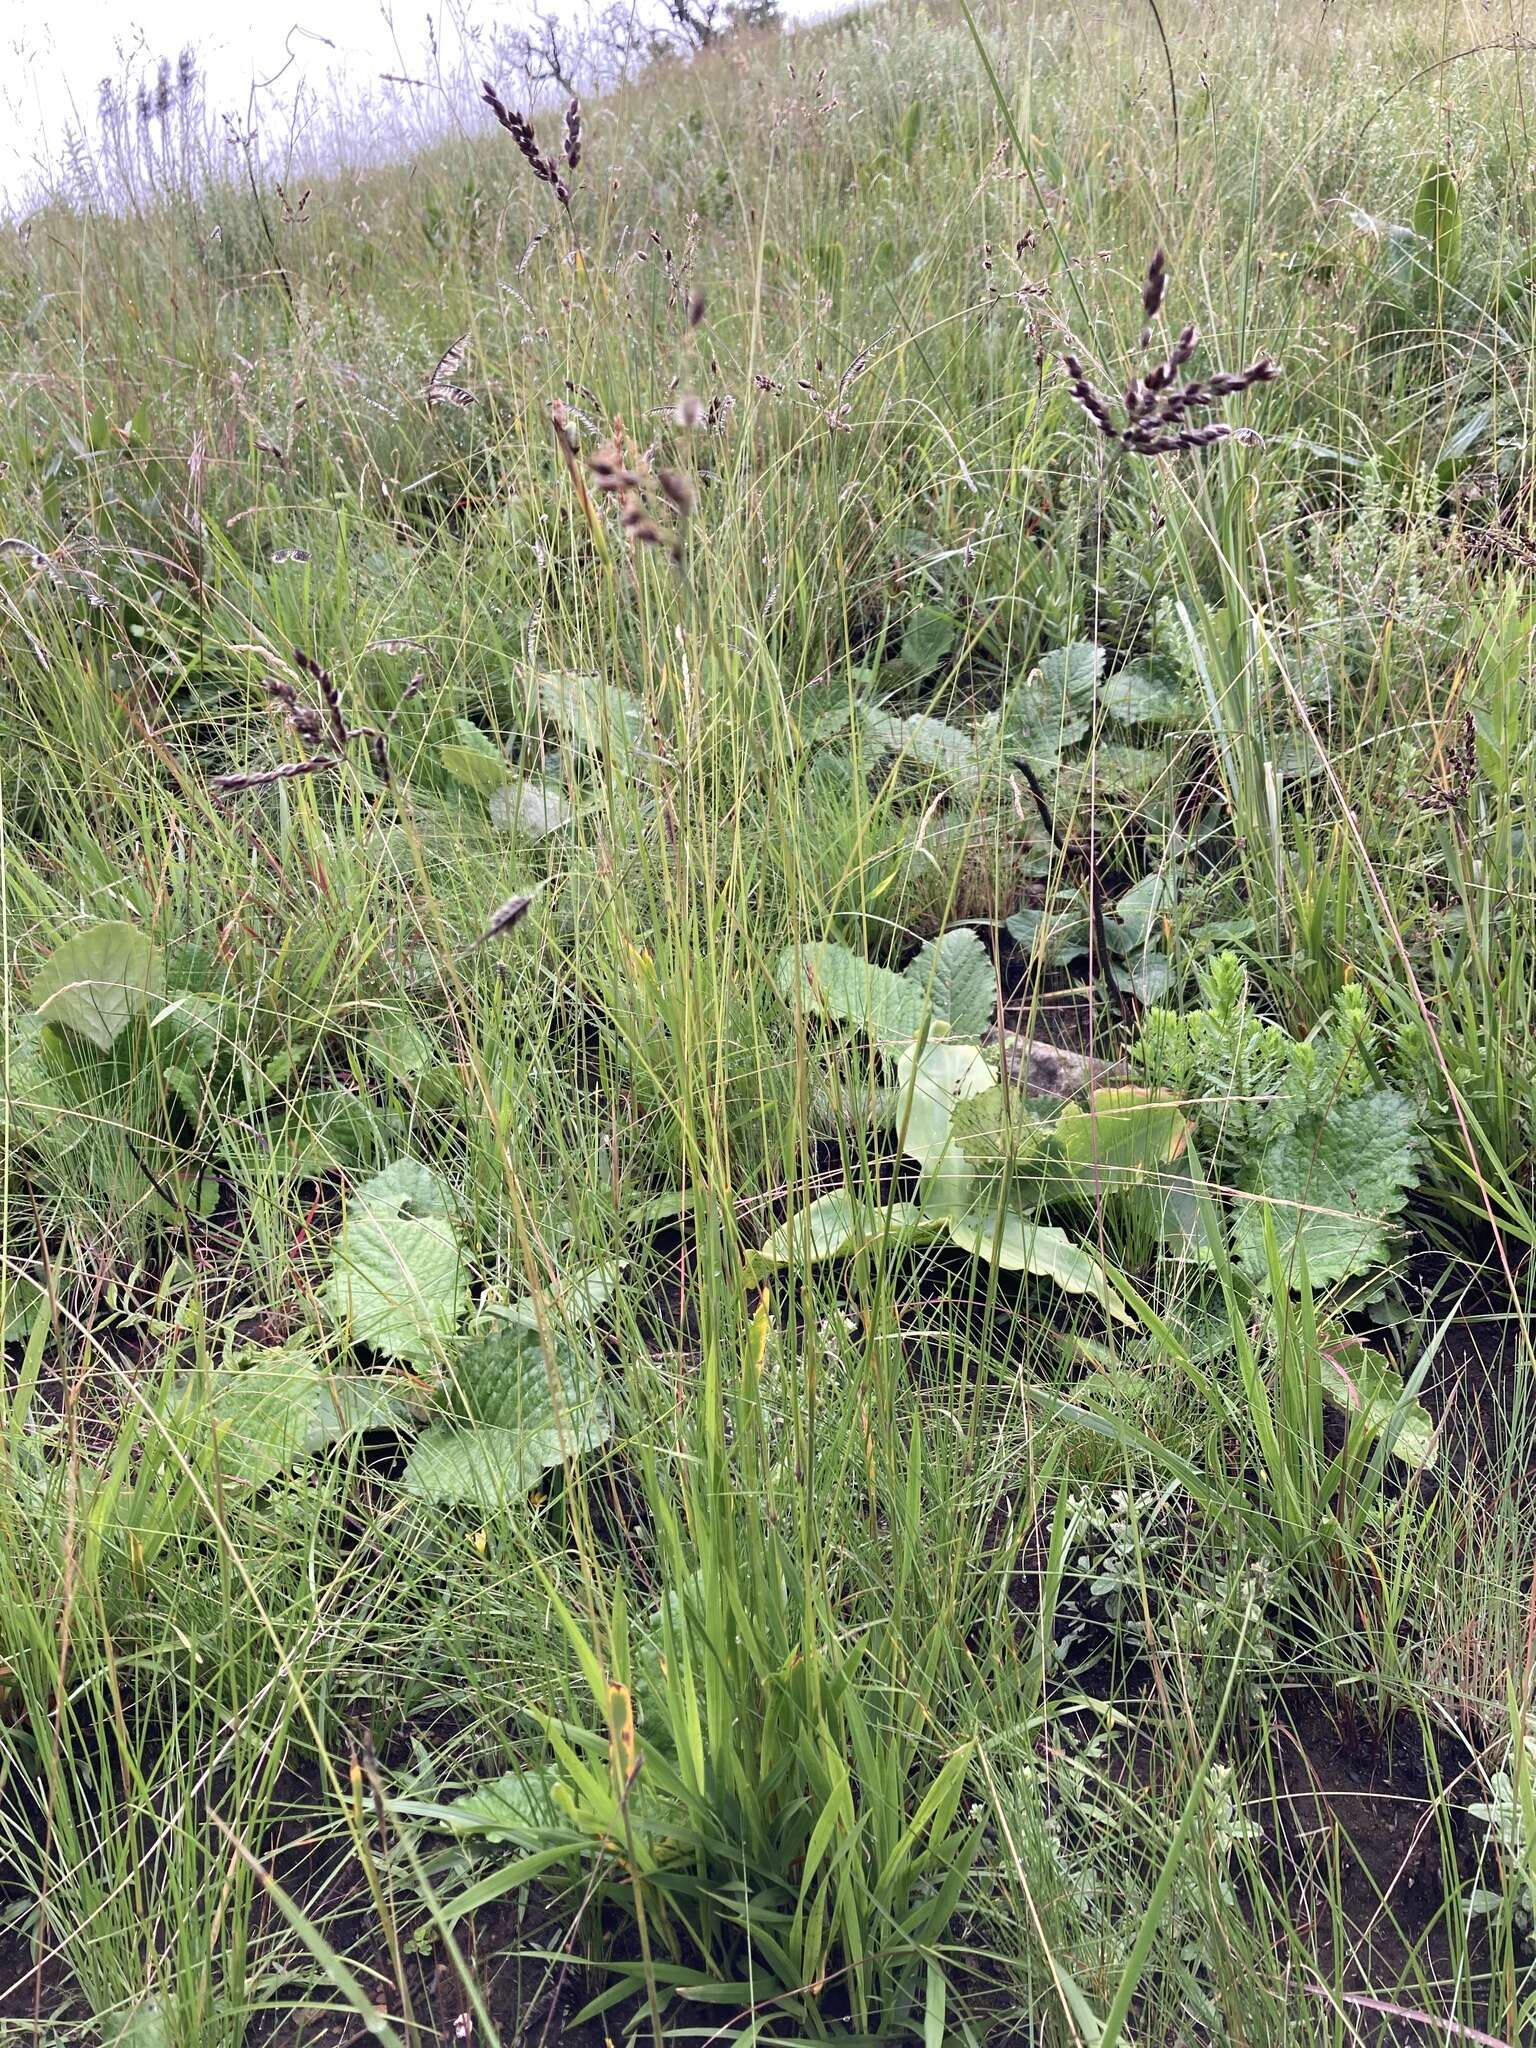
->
1254;1690;1488;2046
0;1923;83;2033
248;1894;617;2048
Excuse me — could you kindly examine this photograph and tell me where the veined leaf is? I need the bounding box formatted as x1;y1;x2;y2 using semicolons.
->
326;1159;466;1362
777;941;925;1043
1413;159;1461;278
437;719;508;796
403;1328;611;1508
750;1190;933;1271
1320;1339;1436;1470
489;779;574;837
1101;655;1189;727
31;922;162;1052
1235;1090;1418;1287
435;1764;565;1846
945;1206;1123;1311
1055;1087;1189;1198
899;605;958;678
894;1036;997;1176
908;927;995;1037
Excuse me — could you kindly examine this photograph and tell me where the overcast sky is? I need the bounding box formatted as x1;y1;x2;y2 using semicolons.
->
1;3;494;206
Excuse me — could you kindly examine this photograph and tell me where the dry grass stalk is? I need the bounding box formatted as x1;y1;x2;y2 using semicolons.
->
481;82;571;207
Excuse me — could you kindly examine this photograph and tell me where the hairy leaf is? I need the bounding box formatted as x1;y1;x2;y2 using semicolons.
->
1235;1090;1418;1286
908;927;995;1037
1100;656;1189;727
900;606;959;678
403;1328;611;1508
777;941;925;1043
489;779;574;837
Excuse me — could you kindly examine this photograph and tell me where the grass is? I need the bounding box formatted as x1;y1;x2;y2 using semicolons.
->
1;0;1536;2040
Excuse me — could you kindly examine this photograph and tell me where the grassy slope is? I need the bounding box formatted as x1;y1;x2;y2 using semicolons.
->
1;0;1535;2040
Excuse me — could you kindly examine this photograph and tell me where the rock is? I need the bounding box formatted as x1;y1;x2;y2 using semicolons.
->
984;1032;1125;1100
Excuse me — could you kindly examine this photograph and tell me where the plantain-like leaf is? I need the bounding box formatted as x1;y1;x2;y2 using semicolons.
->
908;927;995;1037
750;1190;934;1271
31;921;162;1052
433;1764;565;1846
1054;1087;1189;1199
1320;1338;1436;1469
326;1159;466;1361
777;940;925;1044
437;719;509;796
945;1204;1122;1312
894;1036;997;1178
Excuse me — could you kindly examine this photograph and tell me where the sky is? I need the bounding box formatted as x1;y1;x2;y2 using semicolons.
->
0;2;493;207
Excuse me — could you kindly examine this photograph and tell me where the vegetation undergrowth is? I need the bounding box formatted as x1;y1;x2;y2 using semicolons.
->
2;0;1535;2041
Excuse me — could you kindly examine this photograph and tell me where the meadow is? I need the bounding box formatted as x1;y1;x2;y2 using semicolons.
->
1;0;1535;2040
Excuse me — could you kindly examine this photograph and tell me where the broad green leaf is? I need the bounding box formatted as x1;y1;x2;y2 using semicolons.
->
1413;159;1461;278
1;1270;48;1342
1130;1158;1214;1263
777;941;925;1043
1320;1339;1436;1470
265;1090;384;1178
308;1372;411;1448
437;719;508;796
1035;641;1104;702
1435;404;1491;484
1005;900;1091;965
494;1260;627;1330
1112;872;1174;951
452;1327;606;1435
538;671;647;770
404;1329;611;1508
1110;952;1175;1004
203;1347;325;1487
862;709;981;779
894;1037;997;1176
945;1206;1120;1308
950;1089;1056;1171
31;922;162;1052
1055;1087;1189;1198
1235;1090;1418;1287
437;1764;564;1845
751;1191;933;1269
365;1018;438;1082
900;606;959;678
907;927;995;1037
107;2003;172;2048
998;667;1091;765
326;1159;466;1362
1100;655;1189;726
489;779;574;837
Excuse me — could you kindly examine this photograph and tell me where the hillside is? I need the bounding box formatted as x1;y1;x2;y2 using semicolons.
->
1;1;1535;2042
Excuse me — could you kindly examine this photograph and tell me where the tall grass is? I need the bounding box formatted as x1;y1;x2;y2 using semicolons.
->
1;0;1535;2042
